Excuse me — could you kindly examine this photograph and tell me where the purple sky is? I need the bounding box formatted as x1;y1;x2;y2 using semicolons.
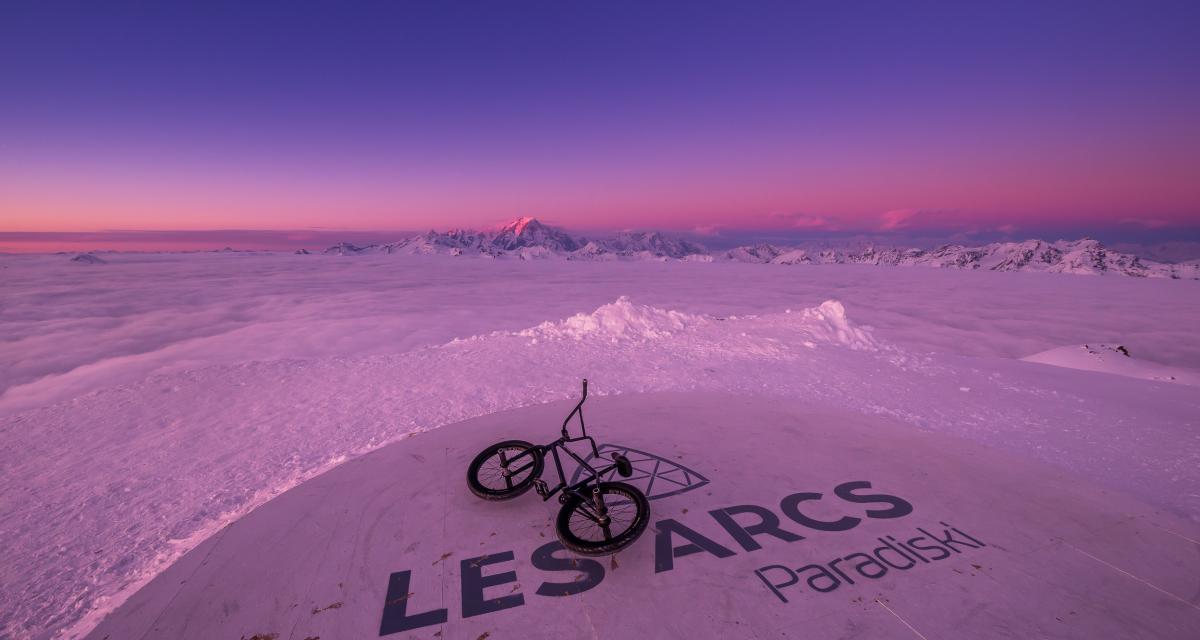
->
2;2;1198;249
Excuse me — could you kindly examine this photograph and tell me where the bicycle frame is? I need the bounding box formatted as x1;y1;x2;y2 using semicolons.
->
499;379;622;509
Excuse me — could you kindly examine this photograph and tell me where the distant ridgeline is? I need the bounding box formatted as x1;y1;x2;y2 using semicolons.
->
315;217;1200;280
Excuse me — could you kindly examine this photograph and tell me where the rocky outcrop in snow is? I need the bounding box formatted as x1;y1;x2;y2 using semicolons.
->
719;244;813;265
595;231;707;259
70;253;106;264
322;242;375;256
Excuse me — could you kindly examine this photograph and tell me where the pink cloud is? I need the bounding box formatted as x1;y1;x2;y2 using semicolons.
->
879;209;919;230
1120;218;1171;229
769;211;833;229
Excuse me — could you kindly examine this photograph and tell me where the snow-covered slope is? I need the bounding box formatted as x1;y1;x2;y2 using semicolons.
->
3;252;1200;639
6;290;1200;640
1;296;898;639
1023;343;1200;386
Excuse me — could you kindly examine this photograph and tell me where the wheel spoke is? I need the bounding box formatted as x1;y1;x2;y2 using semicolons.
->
472;444;539;493
565;487;643;542
574;500;600;521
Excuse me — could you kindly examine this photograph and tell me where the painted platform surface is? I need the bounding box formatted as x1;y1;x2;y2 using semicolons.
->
88;393;1200;639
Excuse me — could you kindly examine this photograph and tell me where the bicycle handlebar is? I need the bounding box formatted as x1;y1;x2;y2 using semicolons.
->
561;378;589;438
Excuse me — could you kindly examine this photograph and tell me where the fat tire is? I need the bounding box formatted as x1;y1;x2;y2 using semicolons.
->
467;440;543;501
555;481;650;556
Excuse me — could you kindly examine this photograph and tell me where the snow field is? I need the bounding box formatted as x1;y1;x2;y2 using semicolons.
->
1;253;1198;638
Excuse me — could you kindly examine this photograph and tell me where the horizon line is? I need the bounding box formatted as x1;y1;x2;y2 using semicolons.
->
4;223;1200;256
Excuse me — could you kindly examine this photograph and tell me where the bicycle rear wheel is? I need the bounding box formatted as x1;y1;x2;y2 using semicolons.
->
556;481;649;555
467;440;543;500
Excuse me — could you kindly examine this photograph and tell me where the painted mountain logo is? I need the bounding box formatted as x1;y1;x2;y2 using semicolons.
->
568;443;710;500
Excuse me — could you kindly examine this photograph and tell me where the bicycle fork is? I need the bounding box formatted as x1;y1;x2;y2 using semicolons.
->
591;486;610;528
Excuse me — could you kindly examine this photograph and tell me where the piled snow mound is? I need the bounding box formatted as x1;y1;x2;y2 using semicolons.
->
518;296;706;342
514;297;882;351
1022;343;1200;386
790;300;881;351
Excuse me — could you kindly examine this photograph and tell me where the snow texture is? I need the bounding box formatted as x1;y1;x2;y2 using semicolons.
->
1023;343;1200;386
0;251;1198;639
85;393;1200;640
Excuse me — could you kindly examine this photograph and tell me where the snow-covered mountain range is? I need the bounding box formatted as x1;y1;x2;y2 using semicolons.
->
319;217;1199;279
717;238;1200;279
322;217;708;261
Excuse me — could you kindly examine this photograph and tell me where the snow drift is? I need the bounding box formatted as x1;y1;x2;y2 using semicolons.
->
1023;343;1200;386
513;297;883;352
788;300;882;351
518;296;706;342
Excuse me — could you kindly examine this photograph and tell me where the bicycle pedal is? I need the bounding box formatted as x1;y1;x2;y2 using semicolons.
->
533;479;549;498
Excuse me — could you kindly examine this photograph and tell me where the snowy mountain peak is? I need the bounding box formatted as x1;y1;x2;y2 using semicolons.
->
490;217;581;252
497;216;543;236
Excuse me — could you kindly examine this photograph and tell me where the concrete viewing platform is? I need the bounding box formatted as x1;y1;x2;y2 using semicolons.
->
88;393;1200;639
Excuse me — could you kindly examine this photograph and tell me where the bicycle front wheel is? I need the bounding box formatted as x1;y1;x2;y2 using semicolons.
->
556;481;650;555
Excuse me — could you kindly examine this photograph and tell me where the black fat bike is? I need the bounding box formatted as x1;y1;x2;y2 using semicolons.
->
466;379;650;555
